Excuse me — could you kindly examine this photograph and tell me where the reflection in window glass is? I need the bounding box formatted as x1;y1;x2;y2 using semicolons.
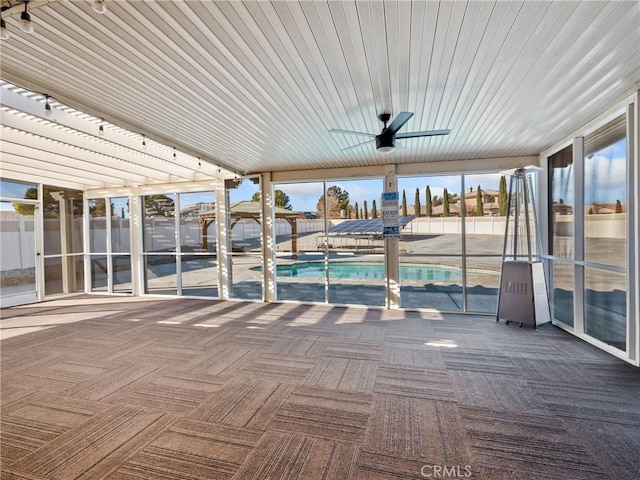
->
143;194;176;253
145;255;177;295
89;199;107;253
584;267;626;351
111;197;131;253
548;145;574;258
584;116;626;267
0;179;37;200
90;255;109;292
43;187;84;256
113;256;133;293
551;261;573;327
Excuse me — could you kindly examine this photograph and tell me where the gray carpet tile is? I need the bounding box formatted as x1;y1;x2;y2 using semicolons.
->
1;296;639;479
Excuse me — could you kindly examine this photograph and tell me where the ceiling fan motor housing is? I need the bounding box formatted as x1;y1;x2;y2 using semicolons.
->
376;130;395;152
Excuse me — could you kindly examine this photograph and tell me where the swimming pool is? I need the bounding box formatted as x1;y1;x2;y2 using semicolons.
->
266;262;463;281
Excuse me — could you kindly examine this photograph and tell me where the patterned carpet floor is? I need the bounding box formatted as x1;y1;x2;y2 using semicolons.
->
1;296;639;479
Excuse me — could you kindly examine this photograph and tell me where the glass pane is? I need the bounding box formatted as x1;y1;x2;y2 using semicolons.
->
228;178;262;300
551;261;574;327
0;201;37;300
45;255;84;296
143;194;176;253
179;191;215;253
584;120;626;268
0;179;37;200
548;145;574;258
398;175;463;310
113;255;132;293
111;197;131;253
273;181;326;303
90;255;109;292
43;186;84;256
326;179;385;306
463;173;506;312
584;267;626;351
89;199;107;253
181;255;218;297
145;255;177;295
230;253;263;300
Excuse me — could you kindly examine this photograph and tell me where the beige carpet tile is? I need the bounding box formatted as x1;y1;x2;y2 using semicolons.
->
117;372;230;414
304;357;378;393
109;419;262;480
355;451;441;480
181;344;256;376
528;380;640;425
267;334;325;357
269;386;372;443
0;386;37;408
61;363;165;403
236;353;316;384
381;343;446;368
229;328;284;346
122;342;209;368
0;469;51;479
320;339;382;361
1;394;108;464
339;324;387;342
365;395;470;463
231;430;359;480
0;351;64;377
189;377;294;430
460;406;605;479
8;405;176;480
448;370;548;414
374;365;455;401
440;348;520;375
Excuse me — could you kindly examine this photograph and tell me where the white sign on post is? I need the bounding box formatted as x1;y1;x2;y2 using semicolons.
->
381;191;399;237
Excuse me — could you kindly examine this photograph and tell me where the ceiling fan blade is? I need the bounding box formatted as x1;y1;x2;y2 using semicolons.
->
341;139;375;151
396;129;451;139
386;112;414;134
329;128;376;138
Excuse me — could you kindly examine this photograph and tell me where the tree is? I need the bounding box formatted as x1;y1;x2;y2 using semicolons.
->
443;188;450;217
371;199;378;219
355;201;359;219
414;188;421;217
317;185;349;218
401;189;408;217
12;187;38;215
363;200;369;219
615;199;622;213
252;189;292;209
425;186;432;217
476;185;484;216
498;175;508;216
360;208;364;219
145;194;175;217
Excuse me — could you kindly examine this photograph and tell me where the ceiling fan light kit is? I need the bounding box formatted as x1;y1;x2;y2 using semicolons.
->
330;111;450;154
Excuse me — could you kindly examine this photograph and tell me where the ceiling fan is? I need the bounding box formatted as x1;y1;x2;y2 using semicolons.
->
329;112;450;154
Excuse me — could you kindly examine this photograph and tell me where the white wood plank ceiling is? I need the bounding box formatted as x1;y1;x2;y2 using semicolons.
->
1;0;639;185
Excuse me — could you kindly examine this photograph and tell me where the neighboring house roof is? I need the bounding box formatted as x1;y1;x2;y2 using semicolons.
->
198;201;300;219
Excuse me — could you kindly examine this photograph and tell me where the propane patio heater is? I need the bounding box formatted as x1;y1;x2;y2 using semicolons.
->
496;167;551;328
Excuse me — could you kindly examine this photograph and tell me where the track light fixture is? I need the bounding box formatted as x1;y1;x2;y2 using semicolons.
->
197;157;202;168
91;0;107;14
0;17;9;40
44;94;52;116
141;134;147;149
98;119;104;136
173;147;176;159
19;1;33;33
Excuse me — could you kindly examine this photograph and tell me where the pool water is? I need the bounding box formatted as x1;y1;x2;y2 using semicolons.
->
269;262;462;281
